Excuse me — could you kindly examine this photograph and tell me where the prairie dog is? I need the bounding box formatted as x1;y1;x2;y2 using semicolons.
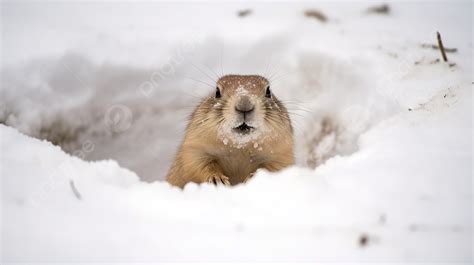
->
166;75;294;188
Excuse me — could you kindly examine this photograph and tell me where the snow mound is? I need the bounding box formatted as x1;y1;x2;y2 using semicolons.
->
1;82;471;262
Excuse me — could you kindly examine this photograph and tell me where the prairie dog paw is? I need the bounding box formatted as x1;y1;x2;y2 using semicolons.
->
207;175;230;186
244;172;255;183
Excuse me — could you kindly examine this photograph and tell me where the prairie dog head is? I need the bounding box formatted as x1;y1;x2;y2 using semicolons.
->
212;75;292;147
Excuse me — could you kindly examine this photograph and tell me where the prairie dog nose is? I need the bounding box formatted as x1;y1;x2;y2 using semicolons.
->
235;95;255;114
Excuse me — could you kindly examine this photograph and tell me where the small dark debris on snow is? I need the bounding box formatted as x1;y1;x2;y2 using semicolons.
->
69;180;82;200
359;233;369;247
420;43;457;53
428;59;456;67
237;9;252;17
416;57;456;67
304;9;328;22
366;4;390;14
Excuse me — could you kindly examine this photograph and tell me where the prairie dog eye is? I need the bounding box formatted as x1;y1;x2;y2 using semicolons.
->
215;87;221;98
265;86;271;98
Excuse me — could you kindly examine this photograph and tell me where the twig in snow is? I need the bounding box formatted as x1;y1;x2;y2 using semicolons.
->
366;4;390;14
436;31;448;62
69;180;82;200
420;43;457;53
304;9;328;23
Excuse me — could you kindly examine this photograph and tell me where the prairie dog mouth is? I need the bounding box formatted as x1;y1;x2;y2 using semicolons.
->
233;122;254;134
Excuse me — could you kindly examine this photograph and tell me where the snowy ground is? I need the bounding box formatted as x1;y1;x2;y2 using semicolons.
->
1;0;472;263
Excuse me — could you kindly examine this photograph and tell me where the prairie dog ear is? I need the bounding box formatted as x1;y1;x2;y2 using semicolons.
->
265;85;272;98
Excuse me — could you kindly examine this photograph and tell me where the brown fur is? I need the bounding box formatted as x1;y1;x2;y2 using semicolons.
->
166;75;294;188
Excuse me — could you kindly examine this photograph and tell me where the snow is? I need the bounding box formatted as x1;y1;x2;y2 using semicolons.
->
1;0;472;262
